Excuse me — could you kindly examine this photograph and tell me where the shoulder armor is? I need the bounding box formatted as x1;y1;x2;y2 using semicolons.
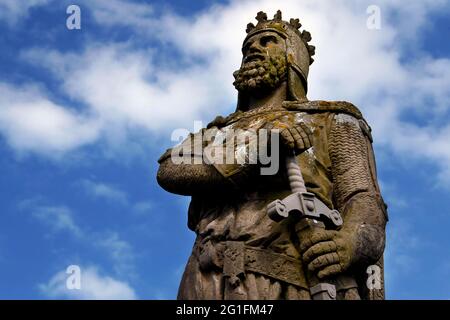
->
282;100;364;120
284;100;374;142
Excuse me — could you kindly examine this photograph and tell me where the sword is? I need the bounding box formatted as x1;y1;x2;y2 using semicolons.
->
267;154;343;300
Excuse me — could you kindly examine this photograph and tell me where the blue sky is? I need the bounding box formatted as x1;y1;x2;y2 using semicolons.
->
0;0;449;299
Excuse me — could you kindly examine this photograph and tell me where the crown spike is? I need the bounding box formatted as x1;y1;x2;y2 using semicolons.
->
301;30;312;42
290;18;301;29
273;10;282;21
256;11;267;22
246;23;255;33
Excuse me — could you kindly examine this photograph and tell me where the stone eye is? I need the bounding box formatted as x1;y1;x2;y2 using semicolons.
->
242;41;252;54
260;35;277;47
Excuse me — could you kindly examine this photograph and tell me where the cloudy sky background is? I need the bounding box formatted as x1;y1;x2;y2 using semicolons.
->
0;0;449;299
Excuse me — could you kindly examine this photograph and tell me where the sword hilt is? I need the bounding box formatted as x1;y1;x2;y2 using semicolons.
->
285;155;307;193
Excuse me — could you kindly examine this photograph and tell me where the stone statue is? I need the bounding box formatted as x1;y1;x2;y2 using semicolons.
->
157;10;388;300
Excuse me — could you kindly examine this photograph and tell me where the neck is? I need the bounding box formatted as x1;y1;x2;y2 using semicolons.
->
247;81;287;111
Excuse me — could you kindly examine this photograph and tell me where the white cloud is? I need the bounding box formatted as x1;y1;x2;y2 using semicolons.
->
0;0;51;25
132;201;153;215
96;232;135;276
39;266;137;300
3;0;450;184
24;199;136;278
79;179;128;205
87;0;155;29
0;83;100;157
22;43;230;135
32;205;83;238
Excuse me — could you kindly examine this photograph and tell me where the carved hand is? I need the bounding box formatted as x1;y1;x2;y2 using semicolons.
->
264;120;312;155
298;228;356;279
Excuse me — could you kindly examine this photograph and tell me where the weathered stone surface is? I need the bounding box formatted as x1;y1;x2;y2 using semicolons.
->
156;10;387;300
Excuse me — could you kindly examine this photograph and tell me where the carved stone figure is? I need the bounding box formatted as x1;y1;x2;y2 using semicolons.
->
157;10;388;300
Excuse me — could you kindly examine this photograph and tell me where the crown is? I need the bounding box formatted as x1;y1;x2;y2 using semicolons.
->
245;10;315;64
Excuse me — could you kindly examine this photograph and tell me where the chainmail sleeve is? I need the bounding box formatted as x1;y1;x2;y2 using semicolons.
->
329;113;387;269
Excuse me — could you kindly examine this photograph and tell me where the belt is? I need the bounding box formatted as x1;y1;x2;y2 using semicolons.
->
196;240;309;289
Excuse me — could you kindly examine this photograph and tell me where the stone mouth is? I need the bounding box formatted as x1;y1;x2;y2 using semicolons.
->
244;53;265;63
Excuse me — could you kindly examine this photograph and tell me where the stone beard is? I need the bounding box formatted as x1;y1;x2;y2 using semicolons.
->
233;53;287;93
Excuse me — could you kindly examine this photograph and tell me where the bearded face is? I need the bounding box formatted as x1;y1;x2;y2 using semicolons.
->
233;32;287;93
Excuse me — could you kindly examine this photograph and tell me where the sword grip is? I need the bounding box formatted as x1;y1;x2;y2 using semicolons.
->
285;156;307;193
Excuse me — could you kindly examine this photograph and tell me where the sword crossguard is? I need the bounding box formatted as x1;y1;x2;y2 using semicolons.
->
267;191;343;228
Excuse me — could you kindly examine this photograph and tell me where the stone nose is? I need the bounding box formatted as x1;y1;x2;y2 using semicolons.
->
248;40;263;53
